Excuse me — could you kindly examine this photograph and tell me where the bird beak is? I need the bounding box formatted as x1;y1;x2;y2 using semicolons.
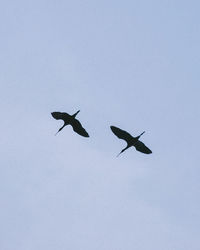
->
116;151;122;157
55;130;61;136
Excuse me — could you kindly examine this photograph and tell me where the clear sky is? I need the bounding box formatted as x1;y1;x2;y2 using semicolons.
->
1;0;200;249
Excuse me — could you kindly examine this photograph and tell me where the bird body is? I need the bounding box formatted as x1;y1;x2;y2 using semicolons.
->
51;110;89;137
110;126;152;156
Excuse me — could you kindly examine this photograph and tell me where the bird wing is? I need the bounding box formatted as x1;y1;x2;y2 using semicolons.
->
51;112;71;121
110;126;133;142
134;140;152;154
71;119;89;137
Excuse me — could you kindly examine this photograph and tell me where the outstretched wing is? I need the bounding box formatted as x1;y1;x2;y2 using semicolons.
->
134;140;152;154
110;126;133;142
71;119;89;137
51;112;71;121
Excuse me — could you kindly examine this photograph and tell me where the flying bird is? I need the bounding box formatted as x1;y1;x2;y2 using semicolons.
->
51;110;89;137
110;126;152;156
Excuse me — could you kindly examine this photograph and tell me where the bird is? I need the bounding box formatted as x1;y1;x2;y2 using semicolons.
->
110;126;152;156
51;110;89;137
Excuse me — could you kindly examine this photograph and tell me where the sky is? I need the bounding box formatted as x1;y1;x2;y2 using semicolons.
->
0;0;200;249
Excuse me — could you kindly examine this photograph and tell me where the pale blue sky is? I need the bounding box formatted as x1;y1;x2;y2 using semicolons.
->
0;1;200;249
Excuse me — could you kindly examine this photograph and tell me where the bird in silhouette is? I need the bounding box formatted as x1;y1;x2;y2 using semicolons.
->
51;110;89;137
110;126;152;156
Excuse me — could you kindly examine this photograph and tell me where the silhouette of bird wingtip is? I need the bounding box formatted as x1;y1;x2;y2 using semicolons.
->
51;112;58;118
110;125;115;131
84;132;90;138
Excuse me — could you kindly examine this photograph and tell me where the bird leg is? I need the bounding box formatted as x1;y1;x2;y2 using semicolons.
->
140;131;145;136
72;110;80;118
136;131;145;140
55;124;66;135
117;145;130;157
